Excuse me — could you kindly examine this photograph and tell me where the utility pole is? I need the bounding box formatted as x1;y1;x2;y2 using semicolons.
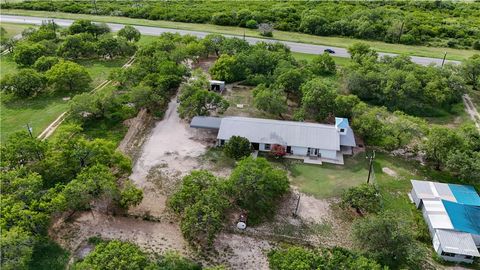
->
441;52;447;68
243;29;246;41
366;150;375;184
398;21;405;43
26;123;33;138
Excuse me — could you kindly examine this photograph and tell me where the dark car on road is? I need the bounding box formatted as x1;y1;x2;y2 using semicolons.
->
324;48;335;54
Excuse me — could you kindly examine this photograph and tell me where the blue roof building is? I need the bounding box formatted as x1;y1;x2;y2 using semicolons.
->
410;180;480;263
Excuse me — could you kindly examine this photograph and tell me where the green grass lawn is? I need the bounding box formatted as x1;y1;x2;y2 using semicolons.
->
424;102;473;128
0;56;127;142
292;52;351;67
1;22;34;38
287;151;454;214
2;9;476;61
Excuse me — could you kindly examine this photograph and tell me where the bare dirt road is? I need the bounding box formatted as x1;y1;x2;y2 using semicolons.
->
463;94;480;132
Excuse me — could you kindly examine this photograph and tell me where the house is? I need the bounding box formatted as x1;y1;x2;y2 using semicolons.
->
190;116;356;165
410;180;480;263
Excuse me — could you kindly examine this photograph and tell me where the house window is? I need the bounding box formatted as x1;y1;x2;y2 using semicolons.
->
465;255;473;259
340;128;345;133
264;144;271;150
220;140;225;146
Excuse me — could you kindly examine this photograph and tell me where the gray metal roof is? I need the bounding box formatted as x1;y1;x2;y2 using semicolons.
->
340;127;356;147
190;116;222;129
217;117;341;151
411;180;457;202
437;229;480;257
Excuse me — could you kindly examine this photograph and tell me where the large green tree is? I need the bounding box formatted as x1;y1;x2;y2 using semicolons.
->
227;157;289;224
352;213;423;269
0;68;46;98
253;84;288;118
13;42;47;67
223;136;252;160
118;25;141;42
298;78;337;121
178;89;229;119
461;54;480;90
46;60;92;92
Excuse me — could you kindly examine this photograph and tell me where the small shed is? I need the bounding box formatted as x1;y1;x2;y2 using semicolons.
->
209;80;225;92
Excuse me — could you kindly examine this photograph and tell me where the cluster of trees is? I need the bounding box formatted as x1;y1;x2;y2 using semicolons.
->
14;20;136;66
344;43;466;116
423;125;480;184
0;124;143;270
4;1;480;48
341;183;382;215
178;71;229;119
169;157;289;248
74;239;218;270
0;21;140;99
268;246;385;270
109;33;212;117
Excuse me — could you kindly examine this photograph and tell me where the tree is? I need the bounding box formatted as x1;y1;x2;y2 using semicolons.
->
0;26;7;45
275;68;307;99
348;43;378;64
351;103;388;145
75;240;152;270
118;25;141;42
156;251;201;270
341;184;382;214
227;157;289;224
46;61;92;92
245;19;258;29
258;23;274;37
202;34;225;56
253;84;288;118
268;246;384;270
299;79;337;121
33;56;60;72
168;171;229;247
209;54;245;82
0;227;35;270
178;90;229;119
334;94;361;118
69;20;110;37
352;213;423;269
13;42;47;67
422;126;463;170
309;53;336;76
223;136;252;160
57;164;119;212
0;132;46;168
461;54;480;90
0;69;46;98
119;180;143;208
57;33;96;59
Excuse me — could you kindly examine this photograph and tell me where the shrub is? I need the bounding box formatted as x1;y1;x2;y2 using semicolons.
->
258;23;274;37
473;40;480;50
341;183;382;214
245;19;258;29
223;136;252;160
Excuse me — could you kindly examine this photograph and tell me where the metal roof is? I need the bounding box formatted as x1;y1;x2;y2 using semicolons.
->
436;229;480;257
443;200;480;236
217;117;341;151
423;199;454;229
410;180;456;202
340;127;356;147
335;117;349;129
190;116;222;129
449;184;480;206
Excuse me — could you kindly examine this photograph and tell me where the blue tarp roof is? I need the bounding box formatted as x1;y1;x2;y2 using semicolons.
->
448;184;480;206
442;200;480;235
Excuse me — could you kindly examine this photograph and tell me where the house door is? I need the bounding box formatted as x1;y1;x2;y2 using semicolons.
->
309;148;319;156
286;146;292;154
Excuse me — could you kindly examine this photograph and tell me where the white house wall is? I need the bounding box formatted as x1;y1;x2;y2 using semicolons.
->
319;149;337;159
292;146;308;156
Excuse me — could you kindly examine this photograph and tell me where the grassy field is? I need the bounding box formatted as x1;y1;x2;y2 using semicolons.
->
0;56;127;142
286;151;453;213
292;52;351;67
2;9;477;61
1;22;34;38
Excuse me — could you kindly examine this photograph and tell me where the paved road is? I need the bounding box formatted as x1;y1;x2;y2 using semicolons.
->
0;14;460;66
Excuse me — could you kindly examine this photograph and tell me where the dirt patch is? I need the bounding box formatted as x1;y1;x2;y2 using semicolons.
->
50;211;188;256
212;233;272;270
117;108;153;160
382;167;398;177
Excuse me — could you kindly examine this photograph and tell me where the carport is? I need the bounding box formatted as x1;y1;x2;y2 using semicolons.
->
190;116;222;130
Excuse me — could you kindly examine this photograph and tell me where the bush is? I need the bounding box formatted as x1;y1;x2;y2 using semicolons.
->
258;23;274;37
341;183;382;214
0;69;46;98
223;136;252;160
473;40;480;50
245;19;258;29
33;56;60;72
